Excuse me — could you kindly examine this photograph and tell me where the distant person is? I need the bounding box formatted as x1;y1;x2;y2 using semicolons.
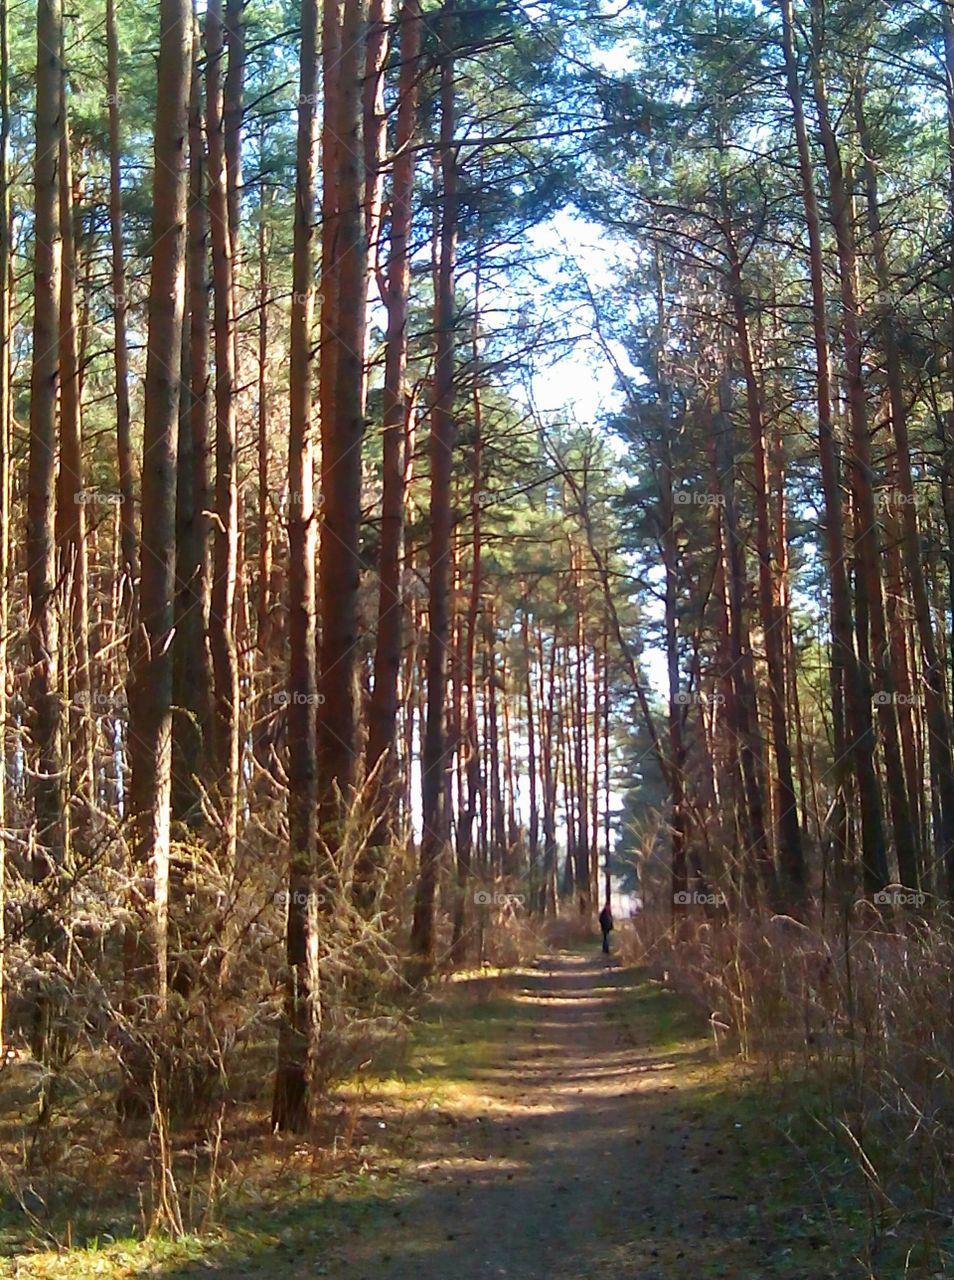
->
598;902;614;955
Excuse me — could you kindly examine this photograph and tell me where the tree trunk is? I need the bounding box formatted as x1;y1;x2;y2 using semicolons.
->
123;0;192;1106
780;0;888;894
272;0;320;1133
409;6;457;975
106;0;138;606
316;0;368;867
809;21;918;891
712;373;775;907
55;67;93;825
172;17;214;832
27;0;67;878
855;79;954;893
206;0;241;872
539;632;558;915
652;256;688;915
523;602;540;910
724;231;805;904
450;323;482;958
358;0;422;906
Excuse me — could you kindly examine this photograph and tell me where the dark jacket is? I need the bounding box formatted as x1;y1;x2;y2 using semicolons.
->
599;906;614;933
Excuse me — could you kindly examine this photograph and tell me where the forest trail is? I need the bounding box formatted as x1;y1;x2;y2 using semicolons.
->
336;951;719;1280
4;951;869;1279
295;951;850;1280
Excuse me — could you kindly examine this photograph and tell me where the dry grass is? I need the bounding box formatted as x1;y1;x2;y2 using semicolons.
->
622;905;954;1259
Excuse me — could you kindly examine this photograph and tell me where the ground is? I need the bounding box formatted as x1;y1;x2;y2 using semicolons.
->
2;949;940;1278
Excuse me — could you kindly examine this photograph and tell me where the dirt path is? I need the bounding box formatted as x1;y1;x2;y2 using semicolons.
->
0;951;917;1278
327;951;849;1280
4;949;861;1280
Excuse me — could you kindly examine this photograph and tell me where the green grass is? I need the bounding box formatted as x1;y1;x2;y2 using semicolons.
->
604;972;709;1049
614;1000;951;1277
0;975;533;1278
3;958;947;1279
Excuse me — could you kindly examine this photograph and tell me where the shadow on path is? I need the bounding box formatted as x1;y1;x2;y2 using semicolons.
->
146;952;858;1280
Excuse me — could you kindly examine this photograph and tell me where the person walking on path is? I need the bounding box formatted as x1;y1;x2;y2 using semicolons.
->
598;902;614;954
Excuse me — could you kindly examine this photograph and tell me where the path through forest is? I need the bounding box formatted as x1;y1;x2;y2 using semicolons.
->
289;952;856;1280
339;952;721;1279
6;951;876;1279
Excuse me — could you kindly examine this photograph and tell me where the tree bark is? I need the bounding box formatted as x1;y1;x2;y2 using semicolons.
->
854;79;954;893
809;20;918;890
780;0;888;894
409;4;457;975
106;0;138;607
206;0;241;872
55;67;93;824
172;17;215;832
272;0;320;1133
724;231;805;904
124;0;192;1087
712;371;776;907
27;0;67;877
358;0;422;906
316;0;368;869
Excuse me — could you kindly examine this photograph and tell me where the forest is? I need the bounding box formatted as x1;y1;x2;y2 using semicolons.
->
3;0;954;1274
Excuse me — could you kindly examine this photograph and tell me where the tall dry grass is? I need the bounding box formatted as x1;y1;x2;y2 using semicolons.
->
622;904;954;1253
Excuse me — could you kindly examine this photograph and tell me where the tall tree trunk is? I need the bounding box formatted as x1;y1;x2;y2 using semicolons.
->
55;67;93;825
106;0;138;606
172;17;214;831
123;0;192;1103
573;561;589;901
361;0;389;410
809;20;918;890
251;174;283;792
523;602;539;909
486;615;506;869
223;0;243;274
206;0;241;872
724;229;805;904
450;328;482;958
652;255;688;915
316;0;368;865
409;7;457;974
855;79;954;893
602;625;611;907
27;0;67;878
539;633;558;915
712;373;775;907
780;0;888;894
255;177;274;658
272;0;320;1133
358;0;422;906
